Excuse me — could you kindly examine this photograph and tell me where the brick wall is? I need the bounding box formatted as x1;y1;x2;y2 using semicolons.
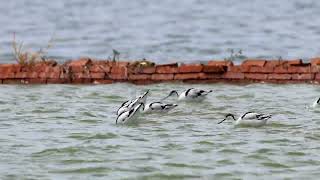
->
1;57;320;84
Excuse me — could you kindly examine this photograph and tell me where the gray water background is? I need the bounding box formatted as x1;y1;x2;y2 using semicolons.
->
0;0;319;63
0;83;320;179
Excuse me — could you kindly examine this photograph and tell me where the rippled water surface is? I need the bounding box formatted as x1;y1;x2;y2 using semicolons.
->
0;83;320;179
0;0;320;63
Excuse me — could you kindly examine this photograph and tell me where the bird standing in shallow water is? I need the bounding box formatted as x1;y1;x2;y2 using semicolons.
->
218;112;272;127
161;88;213;102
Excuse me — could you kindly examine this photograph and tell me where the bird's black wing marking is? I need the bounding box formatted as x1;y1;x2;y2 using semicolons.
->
127;108;135;117
185;88;194;96
120;100;130;107
317;98;320;104
197;90;205;96
256;114;271;121
241;112;253;119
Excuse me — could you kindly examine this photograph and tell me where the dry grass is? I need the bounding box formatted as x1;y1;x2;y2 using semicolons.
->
12;33;54;65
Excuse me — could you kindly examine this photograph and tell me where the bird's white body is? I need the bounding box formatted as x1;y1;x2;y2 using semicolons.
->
142;102;178;113
219;112;272;127
235;112;271;127
117;98;140;115
163;88;213;102
178;88;212;101
137;90;149;104
116;90;150;115
116;103;144;124
312;98;320;108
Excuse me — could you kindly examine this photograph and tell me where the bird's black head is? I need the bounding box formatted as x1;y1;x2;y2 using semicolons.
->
217;113;236;124
161;90;179;101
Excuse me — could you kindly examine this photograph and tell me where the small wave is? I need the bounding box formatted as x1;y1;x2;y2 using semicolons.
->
261;162;290;168
50;166;111;174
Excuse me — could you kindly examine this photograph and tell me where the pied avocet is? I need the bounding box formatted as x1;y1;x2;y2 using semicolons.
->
142;102;178;113
312;97;320;108
161;88;212;102
116;90;150;115
116;103;144;124
218;112;272;127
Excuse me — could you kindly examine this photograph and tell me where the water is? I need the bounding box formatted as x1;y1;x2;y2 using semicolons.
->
0;83;320;179
0;0;320;63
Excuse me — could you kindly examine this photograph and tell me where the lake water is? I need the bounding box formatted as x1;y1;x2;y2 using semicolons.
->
0;83;320;179
0;0;320;63
1;1;320;179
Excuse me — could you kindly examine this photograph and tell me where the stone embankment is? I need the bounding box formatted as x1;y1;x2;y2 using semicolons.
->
1;58;320;84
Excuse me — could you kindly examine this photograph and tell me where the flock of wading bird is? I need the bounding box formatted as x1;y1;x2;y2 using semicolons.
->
116;88;309;127
116;88;320;126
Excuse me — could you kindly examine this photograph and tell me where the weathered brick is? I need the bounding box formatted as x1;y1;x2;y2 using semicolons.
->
292;73;315;80
109;73;128;80
27;72;39;79
274;65;288;73
48;71;61;79
174;73;201;80
151;73;174;80
90;64;110;73
39;72;49;79
249;66;274;73
140;67;156;74
311;65;320;73
199;73;223;79
268;73;292;80
288;65;310;73
178;64;203;73
91;73;105;79
73;73;91;79
228;65;242;73
111;66;127;74
0;64;19;74
129;74;151;80
311;57;320;66
244;73;268;80
156;63;178;74
15;72;27;79
202;65;226;73
223;72;245;79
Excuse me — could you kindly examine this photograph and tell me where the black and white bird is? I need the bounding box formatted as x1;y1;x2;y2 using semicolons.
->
137;90;149;104
142;102;178;113
116;103;144;124
312;97;320;108
218;112;272;127
116;90;150;115
161;88;213;102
